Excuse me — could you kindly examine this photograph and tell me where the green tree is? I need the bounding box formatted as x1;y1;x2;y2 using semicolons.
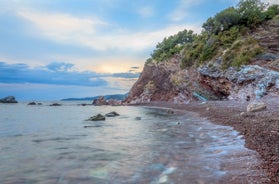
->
237;0;266;27
264;4;279;19
215;7;240;31
202;17;217;33
150;29;196;62
203;7;240;34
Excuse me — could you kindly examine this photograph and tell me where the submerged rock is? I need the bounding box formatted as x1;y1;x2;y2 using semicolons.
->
0;96;18;103
28;102;37;105
87;114;106;121
105;111;120;117
247;101;267;112
49;103;62;106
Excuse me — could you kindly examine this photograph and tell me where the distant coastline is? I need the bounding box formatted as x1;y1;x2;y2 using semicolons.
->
61;93;128;101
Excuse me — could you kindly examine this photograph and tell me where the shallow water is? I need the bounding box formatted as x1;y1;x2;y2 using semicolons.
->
0;102;264;183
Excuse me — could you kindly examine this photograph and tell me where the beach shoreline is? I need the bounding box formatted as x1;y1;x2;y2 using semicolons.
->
140;96;279;183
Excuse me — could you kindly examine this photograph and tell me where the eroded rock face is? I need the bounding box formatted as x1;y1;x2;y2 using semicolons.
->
126;56;194;104
199;65;279;101
126;61;279;104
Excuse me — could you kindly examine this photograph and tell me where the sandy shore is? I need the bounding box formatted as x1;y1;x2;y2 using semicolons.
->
144;95;279;183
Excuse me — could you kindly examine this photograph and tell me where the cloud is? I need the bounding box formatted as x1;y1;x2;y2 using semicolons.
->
168;0;204;22
0;61;142;90
102;77;138;91
0;61;106;87
138;6;154;18
264;0;278;5
112;72;140;78
130;66;140;69
17;9;201;53
46;62;74;72
0;60;139;100
18;10;108;43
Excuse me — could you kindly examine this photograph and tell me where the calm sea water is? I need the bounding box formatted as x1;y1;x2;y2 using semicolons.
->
0;102;264;184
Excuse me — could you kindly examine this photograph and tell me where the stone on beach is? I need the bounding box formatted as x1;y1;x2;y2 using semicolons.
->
105;111;120;117
87;114;106;121
28;102;37;105
247;101;267;112
0;96;18;103
49;103;62;106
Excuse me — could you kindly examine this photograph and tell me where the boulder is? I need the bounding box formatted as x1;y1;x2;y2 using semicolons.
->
49;103;62;106
247;101;267;112
0;96;18;103
87;114;106;121
105;111;120;117
28;102;36;105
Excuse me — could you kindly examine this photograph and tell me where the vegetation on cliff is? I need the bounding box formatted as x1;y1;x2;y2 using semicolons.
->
147;0;279;69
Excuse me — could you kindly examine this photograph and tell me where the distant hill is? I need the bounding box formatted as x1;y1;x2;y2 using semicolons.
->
61;93;128;101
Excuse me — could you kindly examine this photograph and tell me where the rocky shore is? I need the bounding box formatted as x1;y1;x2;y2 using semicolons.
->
145;96;278;183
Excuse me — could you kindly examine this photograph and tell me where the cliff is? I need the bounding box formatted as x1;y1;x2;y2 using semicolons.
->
126;16;279;104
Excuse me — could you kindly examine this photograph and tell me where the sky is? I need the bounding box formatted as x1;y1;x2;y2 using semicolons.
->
0;0;276;100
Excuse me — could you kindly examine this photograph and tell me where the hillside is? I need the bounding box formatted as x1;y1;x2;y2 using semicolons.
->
126;1;279;104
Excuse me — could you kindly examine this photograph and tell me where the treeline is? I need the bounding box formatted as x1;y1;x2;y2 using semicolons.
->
148;0;279;69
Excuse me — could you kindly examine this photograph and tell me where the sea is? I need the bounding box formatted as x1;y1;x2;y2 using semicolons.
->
0;101;264;184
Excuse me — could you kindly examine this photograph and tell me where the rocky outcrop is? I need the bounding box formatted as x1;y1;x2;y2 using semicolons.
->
199;65;279;101
92;96;122;106
127;60;279;104
126;56;194;104
126;18;279;104
0;96;18;103
93;96;108;105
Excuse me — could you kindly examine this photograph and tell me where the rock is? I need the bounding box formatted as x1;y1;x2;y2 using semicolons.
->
105;111;120;117
0;96;18;103
92;96;108;106
28;102;36;105
167;109;174;114
107;99;122;106
84;125;102;128
49;103;62;106
87;114;106;121
135;117;142;120
257;53;279;61
247;101;267;112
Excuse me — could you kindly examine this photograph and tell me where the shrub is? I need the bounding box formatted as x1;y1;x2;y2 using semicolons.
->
222;37;264;69
237;0;266;27
264;4;279;20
